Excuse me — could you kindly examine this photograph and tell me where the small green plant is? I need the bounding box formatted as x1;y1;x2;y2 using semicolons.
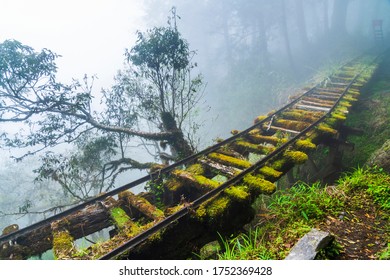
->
217;228;272;260
145;179;165;207
378;243;390;260
214;166;389;261
268;181;345;223
315;239;343;260
217;234;237;260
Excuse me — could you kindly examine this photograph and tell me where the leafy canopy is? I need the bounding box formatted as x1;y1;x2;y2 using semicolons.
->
0;10;204;203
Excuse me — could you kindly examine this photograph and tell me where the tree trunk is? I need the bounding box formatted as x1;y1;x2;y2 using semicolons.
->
280;0;296;74
161;112;194;159
295;0;309;48
323;0;329;35
330;0;350;36
0;200;115;259
257;9;270;69
220;2;234;64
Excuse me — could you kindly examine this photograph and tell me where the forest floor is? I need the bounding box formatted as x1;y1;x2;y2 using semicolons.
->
318;183;389;260
279;47;390;260
326;47;390;260
212;167;390;261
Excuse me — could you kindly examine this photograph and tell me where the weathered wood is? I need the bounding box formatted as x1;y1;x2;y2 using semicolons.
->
266;125;300;135
274;119;311;131
313;91;341;97
302;97;335;106
300;99;333;108
230;140;275;155
1;224;19;236
0;200;115;259
331;75;354;81
216;148;246;160
281;110;323;123
295;104;331;112
207;152;251;170
119;191;165;222
246;131;280;145
310;94;340;100
198;158;240;177
328;82;348;87
316;87;345;93
171;170;220;192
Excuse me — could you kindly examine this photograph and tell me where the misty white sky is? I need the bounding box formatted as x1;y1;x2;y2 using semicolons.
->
0;0;147;90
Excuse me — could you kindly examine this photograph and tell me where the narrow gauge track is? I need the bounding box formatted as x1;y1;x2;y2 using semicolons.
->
0;52;381;260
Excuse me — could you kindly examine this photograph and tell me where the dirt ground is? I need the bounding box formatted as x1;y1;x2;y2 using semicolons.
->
319;189;389;259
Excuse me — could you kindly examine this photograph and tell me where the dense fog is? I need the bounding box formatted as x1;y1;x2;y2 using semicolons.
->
1;0;390;231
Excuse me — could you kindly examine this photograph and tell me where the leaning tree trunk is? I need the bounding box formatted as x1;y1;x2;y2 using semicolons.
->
161;112;194;160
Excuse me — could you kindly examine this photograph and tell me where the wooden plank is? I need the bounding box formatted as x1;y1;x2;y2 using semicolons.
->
328;82;348;87
216;148;246;160
198;158;241;177
119;191;165;222
302;97;335;106
267;125;300;134
295;104;330;112
0;200;115;259
312;91;341;97
316;87;344;93
310;94;340;100
300;100;333;108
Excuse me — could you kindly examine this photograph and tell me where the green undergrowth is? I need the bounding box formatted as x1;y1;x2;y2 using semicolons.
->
379;243;390;260
337;166;390;211
342;54;390;168
210;167;389;260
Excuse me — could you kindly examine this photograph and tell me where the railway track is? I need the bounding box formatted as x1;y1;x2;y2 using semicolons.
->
0;52;382;260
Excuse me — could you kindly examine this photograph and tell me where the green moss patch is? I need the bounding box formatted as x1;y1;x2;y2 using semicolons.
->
194;174;221;189
258;166;283;181
275;119;311;131
186;163;205;175
316;123;337;135
281;110;322;123
233;140;274;154
224;186;250;202
247;132;281;145
295;139;317;151
110;207;131;229
52;230;75;260
166;178;184;192
208;153;252;169
243;174;276;195
194;196;231;222
284;150;308;165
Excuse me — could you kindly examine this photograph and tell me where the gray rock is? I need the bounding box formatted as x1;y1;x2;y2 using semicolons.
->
285;229;334;260
366;139;390;173
199;241;221;260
